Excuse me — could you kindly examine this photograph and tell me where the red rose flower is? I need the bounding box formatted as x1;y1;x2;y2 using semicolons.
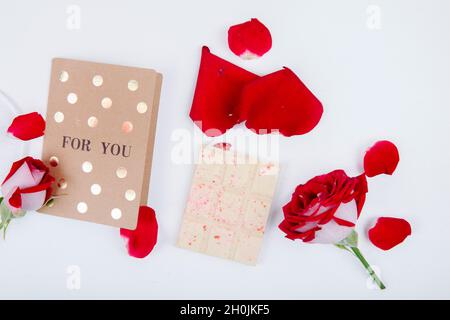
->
1;156;54;214
279;170;368;244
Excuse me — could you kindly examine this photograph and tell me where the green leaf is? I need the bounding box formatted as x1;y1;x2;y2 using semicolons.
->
0;201;12;223
337;230;359;248
0;201;13;240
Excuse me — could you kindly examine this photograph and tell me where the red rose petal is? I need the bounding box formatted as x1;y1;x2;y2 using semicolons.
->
369;217;411;250
228;18;272;59
190;46;259;136
364;140;400;177
236;67;323;136
120;206;158;259
7;112;45;141
9;187;22;209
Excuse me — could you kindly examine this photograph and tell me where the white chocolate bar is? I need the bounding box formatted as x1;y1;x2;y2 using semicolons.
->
177;144;279;265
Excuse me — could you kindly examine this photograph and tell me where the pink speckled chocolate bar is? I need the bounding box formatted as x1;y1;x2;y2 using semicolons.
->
177;145;279;265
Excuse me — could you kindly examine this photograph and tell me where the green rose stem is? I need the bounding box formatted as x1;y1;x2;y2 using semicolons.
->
336;231;385;290
350;246;386;290
0;197;13;239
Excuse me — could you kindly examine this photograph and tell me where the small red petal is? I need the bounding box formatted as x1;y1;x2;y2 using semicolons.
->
369;217;411;250
9;187;22;209
190;46;259;136
364;140;400;177
7;112;45;141
228;18;272;59
236;67;323;136
333;216;355;227
120;206;158;259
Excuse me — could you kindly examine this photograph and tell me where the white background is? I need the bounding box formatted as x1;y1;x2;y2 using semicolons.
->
0;0;449;299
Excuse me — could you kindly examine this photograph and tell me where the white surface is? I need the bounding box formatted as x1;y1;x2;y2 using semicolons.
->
0;0;449;299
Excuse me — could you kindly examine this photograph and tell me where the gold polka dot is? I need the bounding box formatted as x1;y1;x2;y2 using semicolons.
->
87;116;98;128
128;80;139;91
57;178;67;189
136;102;148;114
111;208;122;220
59;71;69;82
101;97;112;109
92;75;103;87
116;167;127;178
90;184;102;195
122;121;133;133
82;161;93;173
54;112;64;123
49;156;59;167
67;93;78;104
125;189;136;201
77;202;88;214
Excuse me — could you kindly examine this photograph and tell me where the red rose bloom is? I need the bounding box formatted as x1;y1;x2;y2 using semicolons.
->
279;170;368;244
1;156;54;214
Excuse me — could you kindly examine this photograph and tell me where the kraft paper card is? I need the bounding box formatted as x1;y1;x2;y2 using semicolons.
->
177;145;279;265
39;58;162;229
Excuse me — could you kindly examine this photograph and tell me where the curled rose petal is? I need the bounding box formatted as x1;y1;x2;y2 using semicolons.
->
236;67;323;136
7;112;45;141
120;206;158;258
189;46;259;137
364;140;400;178
369;217;411;250
228;18;272;59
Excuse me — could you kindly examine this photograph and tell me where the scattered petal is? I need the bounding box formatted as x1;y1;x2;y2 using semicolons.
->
236;67;323;136
120;206;158;258
369;217;411;250
364;140;400;177
228;18;272;59
190;46;259;136
7;112;45;141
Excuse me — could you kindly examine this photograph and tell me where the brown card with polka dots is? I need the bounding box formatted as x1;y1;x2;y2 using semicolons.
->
39;58;162;229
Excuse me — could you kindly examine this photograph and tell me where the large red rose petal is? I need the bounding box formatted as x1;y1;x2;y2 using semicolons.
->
369;217;411;251
364;140;400;178
228;18;272;59
236;67;323;136
7;112;45;141
120;206;158;259
190;46;259;137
